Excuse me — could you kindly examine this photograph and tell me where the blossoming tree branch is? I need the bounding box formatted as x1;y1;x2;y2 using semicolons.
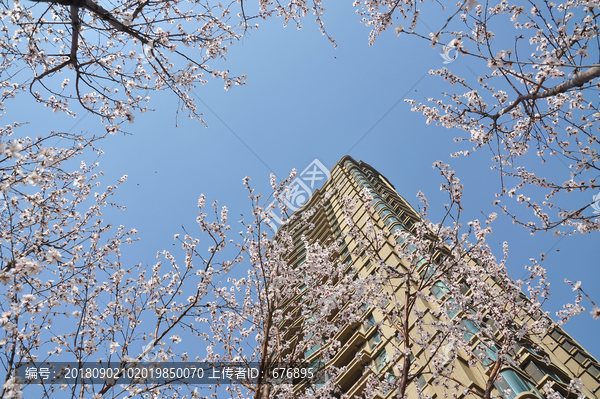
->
354;0;599;234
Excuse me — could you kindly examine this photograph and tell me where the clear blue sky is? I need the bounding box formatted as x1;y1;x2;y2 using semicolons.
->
8;0;599;361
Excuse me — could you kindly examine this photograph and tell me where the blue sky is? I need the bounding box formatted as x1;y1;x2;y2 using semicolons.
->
9;0;600;362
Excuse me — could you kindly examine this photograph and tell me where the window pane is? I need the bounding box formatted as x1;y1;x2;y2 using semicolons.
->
396;236;408;246
474;344;499;367
446;298;460;319
385;216;399;226
486;346;499;362
524;362;544;384
305;341;321;358
562;341;575;352
382;374;396;395
364;313;376;328
375;349;389;371
460;320;479;341
431;281;449;299
525;361;568;384
574;351;587;365
495;369;535;399
588;364;600;378
368;332;382;350
550;330;563;341
314;371;328;390
391;225;404;235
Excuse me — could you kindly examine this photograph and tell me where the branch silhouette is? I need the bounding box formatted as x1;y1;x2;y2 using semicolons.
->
29;0;147;43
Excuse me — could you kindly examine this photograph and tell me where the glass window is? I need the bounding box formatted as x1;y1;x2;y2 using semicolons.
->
305;340;321;358
446;299;460;319
574;351;588;365
431;281;449;299
460;320;479;341
368;332;382;350
374;349;389;371
308;359;324;373
381;209;393;218
524;362;544;384
314;372;328;391
522;343;541;355
396;237;408;246
524;361;568;384
391;225;408;246
396;236;408;246
294;229;306;242
379;296;390;308
364;313;376;328
459;283;470;295
297;256;306;266
588;364;600;378
562;340;575;352
382;374;396;395
474;344;499;367
395;331;404;345
494;369;538;399
391;225;404;235
417;374;427;389
307;359;328;392
384;216;399;226
550;330;563;341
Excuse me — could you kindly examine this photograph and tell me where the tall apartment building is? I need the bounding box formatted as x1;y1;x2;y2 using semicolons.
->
273;155;600;399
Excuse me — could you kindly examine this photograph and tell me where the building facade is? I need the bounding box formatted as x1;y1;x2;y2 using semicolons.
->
274;155;600;399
